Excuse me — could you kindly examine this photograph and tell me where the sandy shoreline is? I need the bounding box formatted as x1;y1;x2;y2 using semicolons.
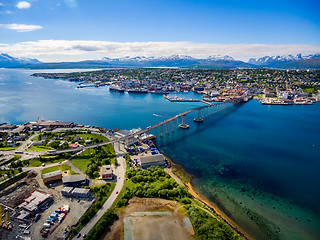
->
165;157;254;240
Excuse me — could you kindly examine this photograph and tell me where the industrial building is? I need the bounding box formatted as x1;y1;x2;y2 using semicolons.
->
61;187;74;197
71;188;91;198
17;191;53;220
42;170;62;184
61;187;91;198
62;175;87;187
100;165;113;180
139;154;167;169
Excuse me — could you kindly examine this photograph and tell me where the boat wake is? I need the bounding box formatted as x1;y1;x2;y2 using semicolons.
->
153;113;165;117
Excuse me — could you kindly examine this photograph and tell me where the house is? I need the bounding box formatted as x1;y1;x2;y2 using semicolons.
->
33;140;46;146
74;136;83;142
70;143;78;148
6;140;16;147
85;139;92;145
42;170;62;184
139;154;167;169
62;175;87;187
100;165;113;180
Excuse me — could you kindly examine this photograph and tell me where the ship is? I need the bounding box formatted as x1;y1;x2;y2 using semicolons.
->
149;90;170;95
109;85;125;92
127;88;148;93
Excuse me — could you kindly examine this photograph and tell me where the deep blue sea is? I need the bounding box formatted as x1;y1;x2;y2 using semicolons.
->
1;68;319;240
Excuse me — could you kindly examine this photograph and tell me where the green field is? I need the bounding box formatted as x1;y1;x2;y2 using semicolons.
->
41;163;78;175
29;154;67;167
70;156;92;173
0;146;18;151
27;146;55;151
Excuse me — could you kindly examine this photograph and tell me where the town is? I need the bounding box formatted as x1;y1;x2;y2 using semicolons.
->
0;118;242;240
33;68;320;104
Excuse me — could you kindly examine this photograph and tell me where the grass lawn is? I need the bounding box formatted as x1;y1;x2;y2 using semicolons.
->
0;146;18;151
42;165;61;175
29;154;67;167
31;135;41;141
27;146;55;151
70;156;91;174
41;163;78;175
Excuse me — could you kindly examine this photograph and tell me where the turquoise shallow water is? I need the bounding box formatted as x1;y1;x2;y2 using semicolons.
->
1;69;320;239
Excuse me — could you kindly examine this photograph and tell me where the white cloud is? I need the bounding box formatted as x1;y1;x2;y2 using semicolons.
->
0;40;319;62
0;23;42;32
0;3;4;6
16;1;31;9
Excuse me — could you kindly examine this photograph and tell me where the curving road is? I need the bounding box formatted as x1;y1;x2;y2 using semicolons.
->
72;141;126;239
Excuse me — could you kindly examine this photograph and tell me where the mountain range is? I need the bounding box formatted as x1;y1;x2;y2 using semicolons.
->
1;53;319;69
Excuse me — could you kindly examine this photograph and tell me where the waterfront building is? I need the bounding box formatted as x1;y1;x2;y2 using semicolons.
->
139;154;167;169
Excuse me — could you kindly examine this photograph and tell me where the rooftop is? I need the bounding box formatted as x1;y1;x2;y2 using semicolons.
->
140;154;166;164
42;170;62;179
62;174;87;184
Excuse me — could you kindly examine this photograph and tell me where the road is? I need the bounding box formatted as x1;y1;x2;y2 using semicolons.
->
72;141;126;239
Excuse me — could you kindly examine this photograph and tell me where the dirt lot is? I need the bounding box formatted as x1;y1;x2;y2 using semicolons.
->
102;197;194;240
0;171;38;208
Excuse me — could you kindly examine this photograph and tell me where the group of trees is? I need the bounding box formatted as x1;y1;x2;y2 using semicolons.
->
86;146;115;179
85;209;118;240
185;206;241;240
116;166;191;208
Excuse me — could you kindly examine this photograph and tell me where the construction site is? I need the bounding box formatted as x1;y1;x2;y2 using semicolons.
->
0;170;93;240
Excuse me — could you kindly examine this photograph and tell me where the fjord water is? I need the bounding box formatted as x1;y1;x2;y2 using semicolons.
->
1;69;320;239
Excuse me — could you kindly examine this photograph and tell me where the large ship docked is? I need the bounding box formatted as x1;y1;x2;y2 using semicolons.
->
109;85;125;93
127;88;148;93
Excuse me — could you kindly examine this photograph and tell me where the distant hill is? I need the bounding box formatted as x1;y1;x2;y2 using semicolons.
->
248;53;320;68
0;53;41;67
1;52;319;69
0;53;254;69
277;57;320;69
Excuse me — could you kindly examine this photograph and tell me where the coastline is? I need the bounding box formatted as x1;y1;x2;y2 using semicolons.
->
164;156;253;240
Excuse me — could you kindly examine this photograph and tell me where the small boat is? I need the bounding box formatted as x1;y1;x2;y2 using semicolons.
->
178;123;189;129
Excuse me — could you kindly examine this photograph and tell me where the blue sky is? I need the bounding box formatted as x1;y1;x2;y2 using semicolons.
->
0;0;320;61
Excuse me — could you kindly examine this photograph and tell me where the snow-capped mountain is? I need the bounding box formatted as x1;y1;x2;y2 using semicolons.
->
248;53;320;66
100;55;239;67
0;53;41;67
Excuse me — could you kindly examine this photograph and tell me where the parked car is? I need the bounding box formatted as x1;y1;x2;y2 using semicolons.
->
77;233;81;238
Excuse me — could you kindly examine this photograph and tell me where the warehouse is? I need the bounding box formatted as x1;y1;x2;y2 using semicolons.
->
61;187;74;197
17;191;53;216
139;154;167;169
62;175;87;187
71;188;91;198
42;170;62;184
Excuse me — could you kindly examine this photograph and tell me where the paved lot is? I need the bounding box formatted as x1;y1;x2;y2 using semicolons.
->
29;196;93;240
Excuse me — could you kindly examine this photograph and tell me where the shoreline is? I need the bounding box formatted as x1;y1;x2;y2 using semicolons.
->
164;156;253;240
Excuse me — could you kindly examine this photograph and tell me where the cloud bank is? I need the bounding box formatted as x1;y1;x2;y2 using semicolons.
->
0;40;319;62
0;24;42;32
